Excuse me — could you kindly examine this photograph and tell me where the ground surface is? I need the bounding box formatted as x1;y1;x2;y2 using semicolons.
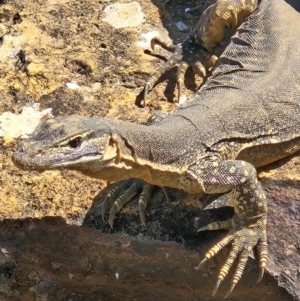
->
0;0;299;300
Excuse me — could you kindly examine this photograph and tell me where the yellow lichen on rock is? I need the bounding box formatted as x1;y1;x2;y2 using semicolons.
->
26;63;46;76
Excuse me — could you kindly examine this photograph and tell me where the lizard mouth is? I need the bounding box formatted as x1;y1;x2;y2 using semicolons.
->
12;148;104;170
49;153;105;168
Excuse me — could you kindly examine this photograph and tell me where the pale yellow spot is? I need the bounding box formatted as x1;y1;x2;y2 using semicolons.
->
229;166;236;174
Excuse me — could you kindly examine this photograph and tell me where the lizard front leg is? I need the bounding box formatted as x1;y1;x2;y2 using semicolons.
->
188;159;267;298
144;0;258;104
100;178;170;227
144;35;217;105
100;179;154;228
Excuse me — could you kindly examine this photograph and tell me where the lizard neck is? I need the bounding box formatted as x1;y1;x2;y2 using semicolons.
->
104;116;198;165
80;159;184;189
80;149;204;194
78;118;198;191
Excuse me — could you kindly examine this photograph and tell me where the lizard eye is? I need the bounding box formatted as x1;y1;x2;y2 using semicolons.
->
68;137;82;148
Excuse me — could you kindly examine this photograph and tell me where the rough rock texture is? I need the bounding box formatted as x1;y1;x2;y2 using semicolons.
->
0;0;299;300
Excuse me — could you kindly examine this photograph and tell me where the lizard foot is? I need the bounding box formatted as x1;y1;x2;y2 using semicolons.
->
143;36;217;105
100;179;154;228
195;214;268;298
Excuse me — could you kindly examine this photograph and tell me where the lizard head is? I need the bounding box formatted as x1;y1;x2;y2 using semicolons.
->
12;115;118;170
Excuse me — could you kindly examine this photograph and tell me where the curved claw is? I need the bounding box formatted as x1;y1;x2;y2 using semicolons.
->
194;257;207;270
197;225;208;232
197;219;233;232
101;197;110;221
193;61;206;78
212;279;222;296
101;181;130;221
138;183;154;226
108;204;118;228
107;182;139;228
257;267;265;283
224;283;236;299
143;83;150;107
161;186;170;202
138;202;146;226
150;37;176;52
257;240;268;282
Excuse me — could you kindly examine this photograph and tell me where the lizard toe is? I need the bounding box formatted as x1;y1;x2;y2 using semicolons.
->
108;180;140;228
138;183;154;226
100;180;132;221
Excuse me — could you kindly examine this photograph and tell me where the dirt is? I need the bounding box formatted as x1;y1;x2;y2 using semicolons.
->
0;0;299;300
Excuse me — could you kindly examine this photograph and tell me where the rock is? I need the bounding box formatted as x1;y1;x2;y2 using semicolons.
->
176;21;189;32
0;216;295;301
0;24;7;37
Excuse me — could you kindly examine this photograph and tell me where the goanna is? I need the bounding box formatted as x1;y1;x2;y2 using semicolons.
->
13;0;300;298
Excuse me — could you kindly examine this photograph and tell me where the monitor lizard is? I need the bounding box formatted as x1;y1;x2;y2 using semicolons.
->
12;0;300;298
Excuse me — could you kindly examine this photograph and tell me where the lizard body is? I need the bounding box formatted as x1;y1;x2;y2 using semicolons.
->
13;0;300;297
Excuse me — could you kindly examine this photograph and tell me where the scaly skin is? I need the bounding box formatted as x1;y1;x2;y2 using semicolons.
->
144;0;258;104
12;0;300;298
